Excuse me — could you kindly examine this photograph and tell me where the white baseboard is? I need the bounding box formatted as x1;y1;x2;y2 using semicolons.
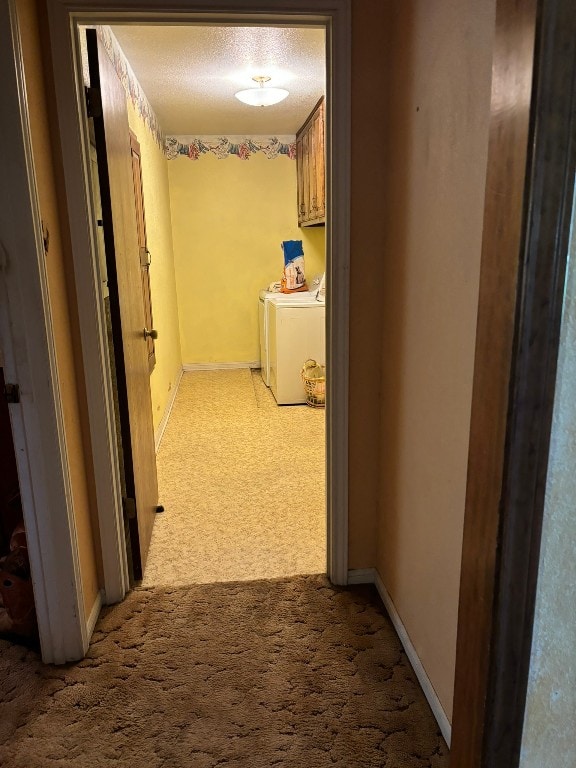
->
85;589;103;647
155;367;183;453
182;361;260;371
347;567;452;747
347;568;376;584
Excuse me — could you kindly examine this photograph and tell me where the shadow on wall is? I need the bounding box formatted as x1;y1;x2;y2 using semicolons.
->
348;0;401;569
348;0;414;570
377;1;413;603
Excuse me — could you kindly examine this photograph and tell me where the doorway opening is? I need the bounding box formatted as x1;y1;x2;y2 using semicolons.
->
79;19;336;588
0;366;38;648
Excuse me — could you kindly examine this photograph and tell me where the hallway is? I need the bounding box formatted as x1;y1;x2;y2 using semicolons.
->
0;371;448;766
0;576;448;767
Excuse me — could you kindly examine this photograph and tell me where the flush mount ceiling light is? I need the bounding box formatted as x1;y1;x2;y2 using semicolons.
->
235;76;289;107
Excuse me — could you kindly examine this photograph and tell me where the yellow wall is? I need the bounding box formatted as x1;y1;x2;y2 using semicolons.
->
372;0;495;720
126;103;182;433
18;0;101;619
168;152;325;364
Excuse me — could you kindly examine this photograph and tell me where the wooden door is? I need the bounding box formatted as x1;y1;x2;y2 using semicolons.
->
129;132;156;373
86;29;158;580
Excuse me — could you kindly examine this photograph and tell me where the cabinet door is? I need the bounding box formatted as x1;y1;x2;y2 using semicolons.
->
296;136;305;225
308;120;319;220
313;102;325;220
302;129;311;223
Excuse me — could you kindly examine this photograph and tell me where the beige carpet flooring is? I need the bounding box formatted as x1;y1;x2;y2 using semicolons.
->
142;369;326;586
0;576;448;767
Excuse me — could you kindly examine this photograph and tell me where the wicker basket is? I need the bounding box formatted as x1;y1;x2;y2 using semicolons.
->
301;359;326;408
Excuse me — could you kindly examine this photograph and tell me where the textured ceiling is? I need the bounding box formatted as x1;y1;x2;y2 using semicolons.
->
111;25;326;135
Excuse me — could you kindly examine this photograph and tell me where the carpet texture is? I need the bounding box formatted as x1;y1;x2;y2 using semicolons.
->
143;369;326;586
0;576;448;767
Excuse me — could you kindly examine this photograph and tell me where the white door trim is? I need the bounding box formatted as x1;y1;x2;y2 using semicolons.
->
0;0;87;663
38;0;349;630
49;2;131;608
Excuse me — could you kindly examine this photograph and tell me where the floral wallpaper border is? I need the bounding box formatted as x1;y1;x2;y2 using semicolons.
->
80;26;165;148
165;135;296;161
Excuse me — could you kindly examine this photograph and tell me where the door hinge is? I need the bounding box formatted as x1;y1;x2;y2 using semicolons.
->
85;86;102;119
122;496;137;520
3;383;20;404
139;247;152;267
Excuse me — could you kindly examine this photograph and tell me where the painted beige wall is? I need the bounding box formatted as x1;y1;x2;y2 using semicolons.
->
126;102;182;433
18;0;101;619
168;152;325;364
519;201;576;768
373;0;495;720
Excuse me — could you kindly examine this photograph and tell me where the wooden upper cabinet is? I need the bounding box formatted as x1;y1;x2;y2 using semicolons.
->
296;97;325;226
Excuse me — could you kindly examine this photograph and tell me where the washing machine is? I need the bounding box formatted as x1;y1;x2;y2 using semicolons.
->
259;289;316;386
268;295;326;405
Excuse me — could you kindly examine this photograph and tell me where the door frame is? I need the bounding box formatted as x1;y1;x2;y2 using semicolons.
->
46;0;351;596
451;0;576;765
483;1;576;761
0;0;89;663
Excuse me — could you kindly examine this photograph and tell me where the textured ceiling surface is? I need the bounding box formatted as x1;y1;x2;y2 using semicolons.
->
111;25;326;135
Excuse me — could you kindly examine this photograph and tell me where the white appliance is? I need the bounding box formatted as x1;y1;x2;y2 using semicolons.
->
259;288;316;386
268;295;326;405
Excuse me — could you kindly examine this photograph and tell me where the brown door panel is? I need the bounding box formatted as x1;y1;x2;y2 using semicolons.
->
86;29;158;580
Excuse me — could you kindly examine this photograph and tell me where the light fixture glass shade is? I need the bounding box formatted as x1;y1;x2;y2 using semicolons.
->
235;87;289;107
